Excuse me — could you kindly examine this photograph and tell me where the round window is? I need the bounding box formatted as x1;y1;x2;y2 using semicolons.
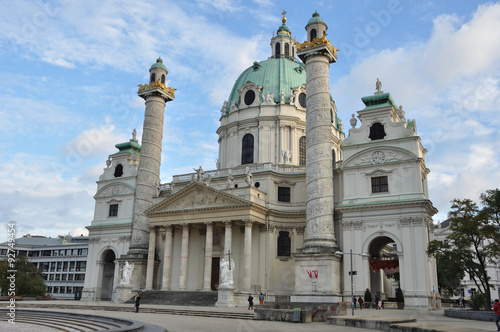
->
299;93;306;108
244;90;256;106
254;182;260;188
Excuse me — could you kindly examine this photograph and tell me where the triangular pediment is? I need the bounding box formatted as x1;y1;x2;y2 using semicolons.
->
145;182;252;215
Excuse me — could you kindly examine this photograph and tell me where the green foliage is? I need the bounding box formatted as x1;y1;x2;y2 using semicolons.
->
427;190;500;310
364;288;372;303
469;292;487;311
0;255;46;297
395;287;404;303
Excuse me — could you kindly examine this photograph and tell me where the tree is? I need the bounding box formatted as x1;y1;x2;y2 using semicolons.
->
0;255;46;297
428;198;494;310
480;189;500;256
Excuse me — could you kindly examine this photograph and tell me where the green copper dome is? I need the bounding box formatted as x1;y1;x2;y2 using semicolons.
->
307;12;326;27
224;57;306;114
277;24;291;36
150;57;167;71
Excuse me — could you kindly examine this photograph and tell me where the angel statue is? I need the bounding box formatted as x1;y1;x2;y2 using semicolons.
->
120;261;134;285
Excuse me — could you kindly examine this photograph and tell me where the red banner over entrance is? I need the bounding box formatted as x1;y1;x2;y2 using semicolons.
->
369;259;399;274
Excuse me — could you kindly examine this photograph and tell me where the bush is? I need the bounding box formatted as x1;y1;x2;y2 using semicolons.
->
469;292;487;310
364;288;372;303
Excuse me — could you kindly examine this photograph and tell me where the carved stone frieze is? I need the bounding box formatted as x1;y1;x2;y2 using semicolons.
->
98;184;133;197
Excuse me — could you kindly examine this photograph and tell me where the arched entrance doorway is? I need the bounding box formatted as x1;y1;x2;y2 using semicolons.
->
100;250;116;300
367;236;399;304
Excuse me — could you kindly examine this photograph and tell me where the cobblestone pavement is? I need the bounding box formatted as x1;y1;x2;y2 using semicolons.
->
8;301;497;332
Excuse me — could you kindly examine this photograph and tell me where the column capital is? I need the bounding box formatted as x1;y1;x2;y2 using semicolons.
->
163;225;173;232
223;220;232;227
204;221;214;228
181;223;190;229
149;225;157;232
244;219;254;227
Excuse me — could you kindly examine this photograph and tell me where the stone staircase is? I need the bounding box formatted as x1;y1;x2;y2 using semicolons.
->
127;290;219;306
0;309;165;331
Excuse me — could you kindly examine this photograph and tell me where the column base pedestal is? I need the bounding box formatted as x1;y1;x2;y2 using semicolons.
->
215;285;236;308
112;284;134;303
293;251;342;294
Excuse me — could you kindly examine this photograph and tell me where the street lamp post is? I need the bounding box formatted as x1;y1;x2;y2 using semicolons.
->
335;249;368;316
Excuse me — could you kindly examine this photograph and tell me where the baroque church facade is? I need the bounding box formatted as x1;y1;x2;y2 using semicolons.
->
82;12;440;310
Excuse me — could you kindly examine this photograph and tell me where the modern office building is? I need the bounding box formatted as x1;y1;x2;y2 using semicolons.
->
0;234;89;299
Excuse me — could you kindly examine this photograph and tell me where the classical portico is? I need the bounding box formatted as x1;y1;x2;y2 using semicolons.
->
143;183;267;296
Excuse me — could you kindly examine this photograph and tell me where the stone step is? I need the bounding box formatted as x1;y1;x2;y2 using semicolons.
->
17;303;255;320
0;309;165;332
129;290;219;306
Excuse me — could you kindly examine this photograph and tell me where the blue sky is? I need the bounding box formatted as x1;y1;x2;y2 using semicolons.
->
1;0;499;241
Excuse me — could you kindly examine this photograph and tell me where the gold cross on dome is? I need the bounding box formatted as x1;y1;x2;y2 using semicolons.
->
282;10;287;16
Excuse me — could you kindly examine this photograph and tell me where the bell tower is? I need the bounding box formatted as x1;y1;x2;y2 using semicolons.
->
123;58;175;288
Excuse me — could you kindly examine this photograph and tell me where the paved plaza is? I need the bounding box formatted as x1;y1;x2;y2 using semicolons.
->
2;301;496;331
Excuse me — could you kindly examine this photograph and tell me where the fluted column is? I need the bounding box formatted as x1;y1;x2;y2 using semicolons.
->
161;225;173;290
223;220;232;258
179;223;190;291
243;219;253;291
113;260;120;289
145;226;156;290
203;222;214;291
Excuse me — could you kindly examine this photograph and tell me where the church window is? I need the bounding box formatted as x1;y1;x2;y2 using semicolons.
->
277;231;291;256
310;29;317;41
109;204;119;217
278;187;291;202
330;108;334;123
369;122;386;140
371;176;388;193
161;74;165;84
299;93;306;108
241;134;254;164
150;73;156;83
114;164;123;177
244;90;255;106
275;42;281;58
332;149;336;167
285;43;290;57
292;47;295;58
299;136;306;166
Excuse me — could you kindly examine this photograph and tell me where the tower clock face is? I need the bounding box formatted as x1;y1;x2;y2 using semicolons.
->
371;151;385;164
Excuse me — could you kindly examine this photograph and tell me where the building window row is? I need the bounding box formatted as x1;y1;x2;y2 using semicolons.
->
46;273;85;281
1;248;87;257
38;261;86;273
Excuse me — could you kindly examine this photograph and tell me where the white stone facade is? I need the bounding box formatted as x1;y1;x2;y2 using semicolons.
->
82;12;439;309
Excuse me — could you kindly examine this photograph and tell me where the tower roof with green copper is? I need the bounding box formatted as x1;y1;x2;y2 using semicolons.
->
150;57;167;72
224;57;306;114
361;92;398;110
114;139;141;155
306;12;326;27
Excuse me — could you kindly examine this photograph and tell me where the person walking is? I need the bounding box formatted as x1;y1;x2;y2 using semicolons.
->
375;295;380;310
353;296;357;309
493;299;500;331
248;294;254;310
134;292;141;313
358;296;364;310
259;292;265;305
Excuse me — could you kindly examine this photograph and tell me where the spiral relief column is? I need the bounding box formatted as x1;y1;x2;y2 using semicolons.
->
123;58;175;289
297;13;338;251
294;12;342;298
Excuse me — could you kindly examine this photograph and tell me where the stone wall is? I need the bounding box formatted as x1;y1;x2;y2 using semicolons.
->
444;309;494;321
254;302;348;323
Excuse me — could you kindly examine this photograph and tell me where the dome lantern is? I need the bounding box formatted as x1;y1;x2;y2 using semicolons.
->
271;10;296;60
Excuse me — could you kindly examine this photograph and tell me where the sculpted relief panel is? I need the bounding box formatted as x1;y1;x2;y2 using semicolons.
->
166;189;239;210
